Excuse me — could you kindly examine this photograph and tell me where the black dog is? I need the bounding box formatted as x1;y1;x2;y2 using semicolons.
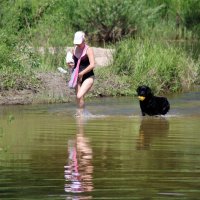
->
136;85;170;116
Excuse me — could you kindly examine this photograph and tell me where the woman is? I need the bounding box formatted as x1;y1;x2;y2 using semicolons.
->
67;31;95;116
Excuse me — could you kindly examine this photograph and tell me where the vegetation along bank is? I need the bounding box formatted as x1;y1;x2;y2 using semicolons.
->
0;0;199;105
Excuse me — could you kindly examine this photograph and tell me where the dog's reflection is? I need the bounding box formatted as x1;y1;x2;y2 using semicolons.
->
64;117;93;196
137;117;169;150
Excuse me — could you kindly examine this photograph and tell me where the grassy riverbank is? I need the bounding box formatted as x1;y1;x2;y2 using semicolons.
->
0;0;200;104
112;38;200;93
0;44;199;105
0;39;199;105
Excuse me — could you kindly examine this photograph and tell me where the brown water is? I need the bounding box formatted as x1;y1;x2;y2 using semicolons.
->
0;91;200;200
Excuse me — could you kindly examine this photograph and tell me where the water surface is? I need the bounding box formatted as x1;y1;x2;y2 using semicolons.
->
0;92;200;199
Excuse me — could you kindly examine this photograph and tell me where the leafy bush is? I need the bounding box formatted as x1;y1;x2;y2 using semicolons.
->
184;0;200;39
72;0;165;43
0;30;40;90
29;0;76;46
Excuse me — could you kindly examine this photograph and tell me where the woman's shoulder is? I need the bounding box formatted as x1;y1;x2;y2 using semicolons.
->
86;45;94;53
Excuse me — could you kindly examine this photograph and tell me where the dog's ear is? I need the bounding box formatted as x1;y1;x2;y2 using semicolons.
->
146;86;153;96
136;86;141;94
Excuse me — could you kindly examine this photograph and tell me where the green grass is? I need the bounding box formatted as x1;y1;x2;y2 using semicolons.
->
112;38;199;93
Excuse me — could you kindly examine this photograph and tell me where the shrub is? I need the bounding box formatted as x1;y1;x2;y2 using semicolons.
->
72;0;165;43
0;31;40;90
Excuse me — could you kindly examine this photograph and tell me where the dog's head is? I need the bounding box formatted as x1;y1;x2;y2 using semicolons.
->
136;85;153;101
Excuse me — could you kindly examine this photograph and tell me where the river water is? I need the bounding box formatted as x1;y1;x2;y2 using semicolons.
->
0;91;200;200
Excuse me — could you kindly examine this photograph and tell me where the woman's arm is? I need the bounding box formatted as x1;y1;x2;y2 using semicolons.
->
66;49;75;68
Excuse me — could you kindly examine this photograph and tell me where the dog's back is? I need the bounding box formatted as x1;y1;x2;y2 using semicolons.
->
147;96;170;115
137;85;170;116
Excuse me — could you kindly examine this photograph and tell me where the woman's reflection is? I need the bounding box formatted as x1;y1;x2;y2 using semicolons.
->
137;117;169;150
64;117;93;195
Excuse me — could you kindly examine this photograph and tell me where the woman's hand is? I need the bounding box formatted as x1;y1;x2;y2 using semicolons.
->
78;72;84;83
67;62;74;68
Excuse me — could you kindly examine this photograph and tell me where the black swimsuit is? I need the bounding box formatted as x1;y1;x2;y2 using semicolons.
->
73;53;94;84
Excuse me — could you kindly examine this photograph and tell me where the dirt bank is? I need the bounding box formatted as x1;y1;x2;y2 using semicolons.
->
0;47;113;105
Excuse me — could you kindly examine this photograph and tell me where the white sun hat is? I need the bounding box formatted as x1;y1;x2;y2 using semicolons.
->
73;31;85;45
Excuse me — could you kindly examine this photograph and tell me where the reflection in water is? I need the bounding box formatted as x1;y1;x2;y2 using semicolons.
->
137;117;169;150
64;117;93;198
1;93;200;199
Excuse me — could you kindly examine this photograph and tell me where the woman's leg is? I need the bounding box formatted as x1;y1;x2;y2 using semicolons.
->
76;77;94;111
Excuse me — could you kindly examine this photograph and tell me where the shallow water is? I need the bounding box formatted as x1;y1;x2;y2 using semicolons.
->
0;91;200;200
